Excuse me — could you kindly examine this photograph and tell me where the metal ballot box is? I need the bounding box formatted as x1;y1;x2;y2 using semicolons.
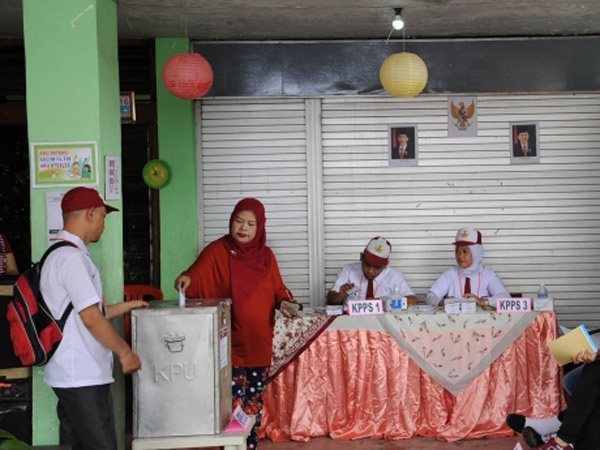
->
132;299;231;438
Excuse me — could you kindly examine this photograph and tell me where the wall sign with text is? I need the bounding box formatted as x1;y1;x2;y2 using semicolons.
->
30;141;99;188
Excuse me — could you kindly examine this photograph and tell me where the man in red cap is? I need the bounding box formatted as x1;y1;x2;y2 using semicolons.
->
327;236;417;305
40;187;146;450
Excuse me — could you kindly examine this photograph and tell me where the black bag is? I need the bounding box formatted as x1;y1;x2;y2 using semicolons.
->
6;241;76;366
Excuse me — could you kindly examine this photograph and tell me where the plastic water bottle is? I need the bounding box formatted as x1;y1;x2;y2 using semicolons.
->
537;283;549;299
390;287;403;311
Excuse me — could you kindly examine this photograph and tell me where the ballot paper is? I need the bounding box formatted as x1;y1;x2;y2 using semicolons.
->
178;287;185;308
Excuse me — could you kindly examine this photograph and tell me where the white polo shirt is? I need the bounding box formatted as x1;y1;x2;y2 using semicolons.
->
40;230;114;388
426;267;510;307
331;262;414;300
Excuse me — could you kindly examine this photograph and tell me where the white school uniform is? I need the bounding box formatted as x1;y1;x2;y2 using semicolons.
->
331;262;414;300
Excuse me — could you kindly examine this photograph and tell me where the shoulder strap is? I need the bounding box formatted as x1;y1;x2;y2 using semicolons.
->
39;240;78;324
39;240;77;270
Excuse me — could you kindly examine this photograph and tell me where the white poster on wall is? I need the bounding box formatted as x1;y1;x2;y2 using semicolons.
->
105;156;121;200
46;191;65;245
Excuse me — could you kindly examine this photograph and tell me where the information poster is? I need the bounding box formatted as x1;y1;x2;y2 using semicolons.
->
31;141;99;187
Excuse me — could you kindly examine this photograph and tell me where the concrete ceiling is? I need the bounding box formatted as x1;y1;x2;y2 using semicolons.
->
1;0;600;41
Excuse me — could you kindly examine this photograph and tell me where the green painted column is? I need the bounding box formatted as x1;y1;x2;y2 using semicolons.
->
155;38;199;298
22;0;124;446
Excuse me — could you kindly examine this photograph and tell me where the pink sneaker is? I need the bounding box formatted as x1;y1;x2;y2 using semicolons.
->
531;437;574;450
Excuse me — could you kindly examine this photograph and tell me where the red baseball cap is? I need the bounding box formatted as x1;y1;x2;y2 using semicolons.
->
61;187;118;214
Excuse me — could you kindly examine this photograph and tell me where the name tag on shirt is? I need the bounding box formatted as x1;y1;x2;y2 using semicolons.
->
347;299;384;316
496;297;532;313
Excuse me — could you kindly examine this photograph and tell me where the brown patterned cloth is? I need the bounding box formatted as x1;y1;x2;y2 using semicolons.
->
269;312;336;381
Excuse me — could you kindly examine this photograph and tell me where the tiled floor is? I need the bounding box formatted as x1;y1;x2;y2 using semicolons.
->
195;436;526;450
257;435;524;449
131;433;525;450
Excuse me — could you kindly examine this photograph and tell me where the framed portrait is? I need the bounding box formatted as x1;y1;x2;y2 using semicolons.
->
389;124;418;166
510;122;540;164
120;91;136;123
30;141;99;188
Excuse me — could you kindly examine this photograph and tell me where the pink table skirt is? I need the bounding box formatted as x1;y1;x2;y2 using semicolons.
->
260;311;566;442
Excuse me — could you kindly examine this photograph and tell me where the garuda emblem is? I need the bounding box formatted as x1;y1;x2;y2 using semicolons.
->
450;100;475;131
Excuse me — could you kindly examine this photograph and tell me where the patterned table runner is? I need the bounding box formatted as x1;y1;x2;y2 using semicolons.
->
269;312;335;381
381;309;539;395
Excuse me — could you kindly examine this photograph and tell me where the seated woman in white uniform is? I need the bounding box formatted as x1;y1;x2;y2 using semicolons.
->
425;226;510;308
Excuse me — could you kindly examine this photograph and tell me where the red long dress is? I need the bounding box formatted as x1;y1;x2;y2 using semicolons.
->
183;237;290;367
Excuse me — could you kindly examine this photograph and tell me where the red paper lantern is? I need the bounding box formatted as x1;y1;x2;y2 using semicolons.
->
162;52;214;100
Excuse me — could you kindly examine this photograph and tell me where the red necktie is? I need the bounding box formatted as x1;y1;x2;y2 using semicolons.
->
464;277;471;296
523;145;528;156
400;147;406;159
366;279;374;299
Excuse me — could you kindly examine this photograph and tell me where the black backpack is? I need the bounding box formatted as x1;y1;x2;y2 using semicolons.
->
6;241;76;366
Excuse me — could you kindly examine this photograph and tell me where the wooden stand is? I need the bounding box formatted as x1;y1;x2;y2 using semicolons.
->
131;416;254;450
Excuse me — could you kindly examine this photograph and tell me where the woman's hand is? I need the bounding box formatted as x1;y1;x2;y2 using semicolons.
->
573;349;599;364
280;299;303;318
465;293;487;307
174;274;192;293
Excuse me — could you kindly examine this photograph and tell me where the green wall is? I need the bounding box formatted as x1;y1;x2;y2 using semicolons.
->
23;0;124;446
155;38;200;298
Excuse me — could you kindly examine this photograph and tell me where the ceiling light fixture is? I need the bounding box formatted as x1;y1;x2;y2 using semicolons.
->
392;8;404;31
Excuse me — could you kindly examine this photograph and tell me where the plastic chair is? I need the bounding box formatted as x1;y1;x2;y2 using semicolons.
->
124;284;164;343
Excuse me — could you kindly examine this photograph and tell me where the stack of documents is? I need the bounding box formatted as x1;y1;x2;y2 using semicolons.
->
326;305;344;316
444;298;461;314
444;298;477;314
461;299;477;313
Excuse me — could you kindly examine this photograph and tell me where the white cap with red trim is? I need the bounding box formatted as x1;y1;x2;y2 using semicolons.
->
364;236;392;266
453;227;482;246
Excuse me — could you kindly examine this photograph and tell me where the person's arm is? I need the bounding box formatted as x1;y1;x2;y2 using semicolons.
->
174;239;231;298
391;271;418;305
425;291;444;306
327;265;357;305
327;284;355;305
480;270;510;307
105;300;148;319
406;295;418;305
269;253;302;318
79;305;141;374
425;271;450;306
5;251;18;275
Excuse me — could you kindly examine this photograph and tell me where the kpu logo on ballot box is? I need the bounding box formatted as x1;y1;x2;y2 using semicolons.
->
496;297;532;313
347;299;384;316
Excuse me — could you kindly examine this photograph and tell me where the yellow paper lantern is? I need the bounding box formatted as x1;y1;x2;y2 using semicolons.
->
379;52;428;98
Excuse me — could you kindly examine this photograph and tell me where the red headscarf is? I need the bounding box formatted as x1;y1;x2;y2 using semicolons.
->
223;198;272;327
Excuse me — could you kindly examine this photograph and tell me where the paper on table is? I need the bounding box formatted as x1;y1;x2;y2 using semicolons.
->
178;287;185;308
548;324;598;366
